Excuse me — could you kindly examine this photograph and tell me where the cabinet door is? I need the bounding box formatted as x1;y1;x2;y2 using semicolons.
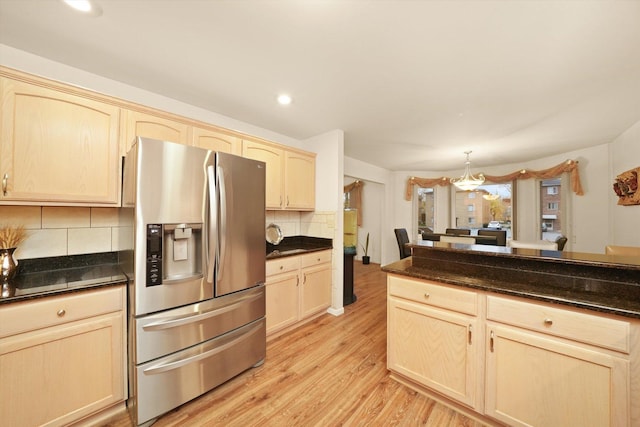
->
388;297;479;408
242;140;283;209
192;126;241;155
0;312;125;427
121;109;190;154
284;150;315;210
0;78;121;205
485;324;629;427
265;271;299;335
300;264;332;318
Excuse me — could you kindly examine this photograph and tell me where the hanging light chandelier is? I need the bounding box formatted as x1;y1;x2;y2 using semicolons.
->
450;151;485;191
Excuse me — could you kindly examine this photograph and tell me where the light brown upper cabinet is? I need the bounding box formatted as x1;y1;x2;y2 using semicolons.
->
191;126;241;155
242;139;316;211
285;150;315;210
242;140;285;209
121;109;190;155
0;75;121;206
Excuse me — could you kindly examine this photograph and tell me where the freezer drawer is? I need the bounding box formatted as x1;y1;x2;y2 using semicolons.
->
134;317;266;425
134;285;265;364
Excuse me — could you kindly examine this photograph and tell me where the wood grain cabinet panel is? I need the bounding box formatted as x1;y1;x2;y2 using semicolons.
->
386;274;638;427
388;288;479;408
191;126;241;155
0;286;126;427
266;250;332;337
242;140;284;209
485;323;629;427
0;76;121;205
284;150;315;210
243;139;316;211
121;109;190;155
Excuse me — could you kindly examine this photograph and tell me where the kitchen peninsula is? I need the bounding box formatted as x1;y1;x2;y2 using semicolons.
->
382;241;640;427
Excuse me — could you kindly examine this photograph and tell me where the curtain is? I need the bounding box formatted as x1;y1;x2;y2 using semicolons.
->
344;180;364;226
405;159;583;200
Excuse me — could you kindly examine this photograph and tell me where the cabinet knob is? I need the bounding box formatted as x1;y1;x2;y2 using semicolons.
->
424;293;430;299
543;318;553;326
57;309;66;317
279;265;284;270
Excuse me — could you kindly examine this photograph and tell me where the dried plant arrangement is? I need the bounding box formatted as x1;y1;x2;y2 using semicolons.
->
0;225;28;249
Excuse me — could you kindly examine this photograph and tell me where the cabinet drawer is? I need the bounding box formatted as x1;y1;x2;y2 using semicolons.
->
486;295;630;353
266;256;300;277
300;250;332;269
0;286;124;338
388;275;477;316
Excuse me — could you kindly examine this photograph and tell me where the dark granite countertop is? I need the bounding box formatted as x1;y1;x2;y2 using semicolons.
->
382;242;640;319
1;252;127;305
266;236;333;260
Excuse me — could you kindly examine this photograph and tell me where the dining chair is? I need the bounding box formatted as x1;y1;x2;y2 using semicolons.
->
394;228;411;259
445;228;471;236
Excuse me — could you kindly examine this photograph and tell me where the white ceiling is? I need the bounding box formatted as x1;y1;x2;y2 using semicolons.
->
1;0;639;171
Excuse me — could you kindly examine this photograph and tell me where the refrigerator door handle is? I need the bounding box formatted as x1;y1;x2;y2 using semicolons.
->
141;292;263;331
217;165;227;282
206;164;217;284
142;320;263;375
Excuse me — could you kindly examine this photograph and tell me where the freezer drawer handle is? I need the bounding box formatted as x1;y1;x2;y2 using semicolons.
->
142;321;263;375
142;292;262;331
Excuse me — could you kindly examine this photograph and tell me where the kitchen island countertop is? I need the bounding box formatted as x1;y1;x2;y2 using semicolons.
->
382;241;640;319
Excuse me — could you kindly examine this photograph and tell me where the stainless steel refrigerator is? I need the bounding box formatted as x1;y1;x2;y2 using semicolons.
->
120;137;266;426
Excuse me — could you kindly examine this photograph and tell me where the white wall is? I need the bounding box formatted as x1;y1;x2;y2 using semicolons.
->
305;131;345;314
610;120;640;247
344;156;395;265
389;139;636;256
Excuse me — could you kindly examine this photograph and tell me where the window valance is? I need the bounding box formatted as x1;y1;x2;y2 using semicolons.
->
405;159;583;201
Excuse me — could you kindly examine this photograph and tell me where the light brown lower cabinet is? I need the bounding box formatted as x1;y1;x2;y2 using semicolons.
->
0;286;126;427
266;250;332;336
387;274;638;427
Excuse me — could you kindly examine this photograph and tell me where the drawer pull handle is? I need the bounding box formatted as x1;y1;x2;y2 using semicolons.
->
544;318;553;326
57;309;66;317
424;293;430;299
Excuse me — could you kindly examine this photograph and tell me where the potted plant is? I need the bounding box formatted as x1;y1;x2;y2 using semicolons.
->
361;232;370;265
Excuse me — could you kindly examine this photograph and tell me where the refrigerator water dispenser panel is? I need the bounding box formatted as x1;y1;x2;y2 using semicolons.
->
163;223;203;282
146;224;163;286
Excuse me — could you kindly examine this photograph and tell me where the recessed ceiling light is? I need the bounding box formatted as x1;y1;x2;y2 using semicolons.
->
62;0;102;16
277;94;292;105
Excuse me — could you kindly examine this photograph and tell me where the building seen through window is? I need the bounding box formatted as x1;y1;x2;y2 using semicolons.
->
417;187;435;234
540;178;562;240
454;183;513;239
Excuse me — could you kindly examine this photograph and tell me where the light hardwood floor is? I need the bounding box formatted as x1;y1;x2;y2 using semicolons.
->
107;262;483;427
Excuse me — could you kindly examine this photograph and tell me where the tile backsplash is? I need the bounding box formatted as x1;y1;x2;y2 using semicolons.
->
1;206;337;261
0;206;125;260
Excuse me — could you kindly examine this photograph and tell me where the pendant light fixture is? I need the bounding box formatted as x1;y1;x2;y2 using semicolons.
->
450;151;485;191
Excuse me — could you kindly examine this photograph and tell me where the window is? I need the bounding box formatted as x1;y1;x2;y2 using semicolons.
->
453;183;514;239
416;187;435;233
540;178;562;240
